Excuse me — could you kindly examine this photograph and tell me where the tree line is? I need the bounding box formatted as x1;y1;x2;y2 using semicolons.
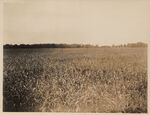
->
3;42;147;49
3;43;99;49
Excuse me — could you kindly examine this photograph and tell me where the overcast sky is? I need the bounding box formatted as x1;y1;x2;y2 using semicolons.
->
3;0;150;45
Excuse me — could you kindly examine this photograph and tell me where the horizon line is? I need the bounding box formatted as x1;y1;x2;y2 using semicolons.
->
3;41;148;46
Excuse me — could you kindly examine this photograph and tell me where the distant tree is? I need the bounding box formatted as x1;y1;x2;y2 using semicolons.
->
126;42;147;48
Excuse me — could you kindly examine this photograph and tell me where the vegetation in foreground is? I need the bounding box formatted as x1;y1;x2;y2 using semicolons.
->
3;47;147;112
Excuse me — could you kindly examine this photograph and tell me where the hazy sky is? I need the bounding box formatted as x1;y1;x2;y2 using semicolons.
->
3;0;150;45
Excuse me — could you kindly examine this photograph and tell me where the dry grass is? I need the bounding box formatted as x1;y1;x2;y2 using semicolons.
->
3;48;147;112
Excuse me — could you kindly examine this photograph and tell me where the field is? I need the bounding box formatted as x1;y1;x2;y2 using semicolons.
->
3;47;147;112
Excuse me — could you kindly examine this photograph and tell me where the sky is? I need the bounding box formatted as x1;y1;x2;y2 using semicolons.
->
3;0;150;45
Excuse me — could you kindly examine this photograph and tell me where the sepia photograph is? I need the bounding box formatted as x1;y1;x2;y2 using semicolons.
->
2;0;149;113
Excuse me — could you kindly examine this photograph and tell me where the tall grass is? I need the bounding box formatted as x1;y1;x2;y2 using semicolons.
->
3;48;147;112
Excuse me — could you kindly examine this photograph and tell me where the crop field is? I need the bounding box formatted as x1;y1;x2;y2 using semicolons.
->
3;47;147;112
